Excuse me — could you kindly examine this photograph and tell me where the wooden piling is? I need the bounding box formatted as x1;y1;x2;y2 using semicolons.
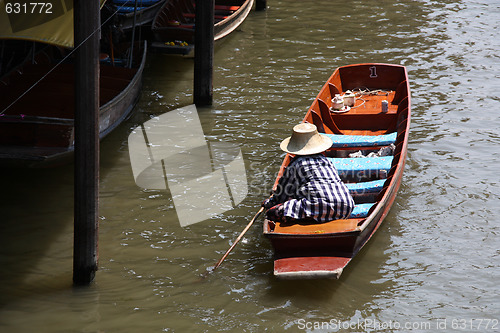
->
73;0;100;286
256;0;267;11
193;0;214;106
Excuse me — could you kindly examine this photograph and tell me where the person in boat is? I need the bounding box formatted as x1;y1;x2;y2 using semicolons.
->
262;123;355;223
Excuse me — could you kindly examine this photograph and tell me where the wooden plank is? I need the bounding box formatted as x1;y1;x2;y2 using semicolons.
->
73;0;100;286
274;256;350;279
255;0;266;11
273;218;361;234
193;0;214;106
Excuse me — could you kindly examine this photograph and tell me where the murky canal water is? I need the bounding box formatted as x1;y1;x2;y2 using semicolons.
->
1;0;499;332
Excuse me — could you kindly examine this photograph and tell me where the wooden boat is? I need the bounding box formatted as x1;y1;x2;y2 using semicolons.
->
263;63;411;279
107;0;167;31
150;0;254;54
0;41;147;168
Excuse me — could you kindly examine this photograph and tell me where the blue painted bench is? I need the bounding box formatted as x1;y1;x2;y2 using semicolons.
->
349;203;375;218
324;132;397;148
328;156;393;180
345;179;386;195
116;6;148;13
113;0;161;5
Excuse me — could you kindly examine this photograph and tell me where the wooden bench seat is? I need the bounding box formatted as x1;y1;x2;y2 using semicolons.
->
324;132;396;148
271;202;375;235
273;218;361;234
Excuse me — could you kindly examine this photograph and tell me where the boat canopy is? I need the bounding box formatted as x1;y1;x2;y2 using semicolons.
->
0;0;106;48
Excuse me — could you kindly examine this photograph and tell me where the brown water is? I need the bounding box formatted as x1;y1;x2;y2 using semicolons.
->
1;0;500;332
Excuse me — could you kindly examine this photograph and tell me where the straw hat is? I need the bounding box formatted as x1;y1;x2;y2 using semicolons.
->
280;123;333;155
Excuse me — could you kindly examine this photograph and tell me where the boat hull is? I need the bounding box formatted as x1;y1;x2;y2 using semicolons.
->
151;0;254;54
263;63;411;279
0;42;147;168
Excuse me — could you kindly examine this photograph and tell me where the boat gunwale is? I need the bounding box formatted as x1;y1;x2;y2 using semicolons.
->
214;0;254;40
151;0;254;42
99;40;147;138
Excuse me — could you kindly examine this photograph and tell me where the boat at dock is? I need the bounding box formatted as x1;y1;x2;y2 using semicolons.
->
263;63;411;279
107;0;167;31
0;41;147;168
150;0;254;54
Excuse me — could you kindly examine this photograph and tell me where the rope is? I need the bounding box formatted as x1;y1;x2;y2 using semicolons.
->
0;0;139;116
350;87;390;109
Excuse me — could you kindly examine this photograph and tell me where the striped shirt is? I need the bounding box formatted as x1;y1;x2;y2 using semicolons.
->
271;154;355;222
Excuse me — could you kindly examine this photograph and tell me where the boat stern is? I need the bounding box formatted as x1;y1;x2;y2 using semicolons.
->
274;256;350;280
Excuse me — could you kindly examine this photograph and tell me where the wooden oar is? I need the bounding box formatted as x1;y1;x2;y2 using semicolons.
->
210;206;265;273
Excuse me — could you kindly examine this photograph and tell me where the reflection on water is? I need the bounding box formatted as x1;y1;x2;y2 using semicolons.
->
1;0;500;331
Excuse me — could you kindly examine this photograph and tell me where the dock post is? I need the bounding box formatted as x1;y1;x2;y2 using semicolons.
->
256;0;267;11
193;0;214;106
73;0;100;286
